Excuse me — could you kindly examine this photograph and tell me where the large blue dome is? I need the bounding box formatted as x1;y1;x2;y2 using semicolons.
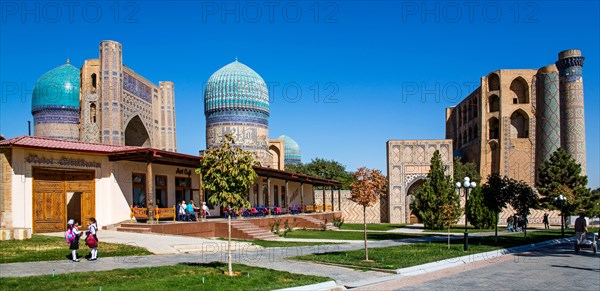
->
204;60;269;119
278;135;301;165
32;61;80;112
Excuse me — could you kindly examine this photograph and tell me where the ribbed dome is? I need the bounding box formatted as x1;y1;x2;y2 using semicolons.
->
278;135;301;165
204;60;269;118
32;62;80;112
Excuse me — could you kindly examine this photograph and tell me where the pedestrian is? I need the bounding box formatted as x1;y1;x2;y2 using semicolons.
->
68;219;82;262
175;201;182;221
507;216;514;232
86;217;99;261
180;200;188;221
574;211;588;249
202;202;210;220
543;213;549;229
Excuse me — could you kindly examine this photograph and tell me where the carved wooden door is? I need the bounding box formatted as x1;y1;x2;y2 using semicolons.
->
33;169;65;233
65;171;95;226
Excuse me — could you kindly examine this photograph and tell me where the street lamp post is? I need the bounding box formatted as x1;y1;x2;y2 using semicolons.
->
555;195;566;238
456;177;476;251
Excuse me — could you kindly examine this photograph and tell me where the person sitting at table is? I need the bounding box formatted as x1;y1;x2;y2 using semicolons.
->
202;202;210;220
186;200;198;221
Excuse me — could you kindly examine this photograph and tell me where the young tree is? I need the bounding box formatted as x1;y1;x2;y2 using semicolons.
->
349;167;387;261
537;148;588;213
453;157;481;184
467;186;496;229
508;178;539;239
196;134;257;276
482;173;512;241
411;150;460;229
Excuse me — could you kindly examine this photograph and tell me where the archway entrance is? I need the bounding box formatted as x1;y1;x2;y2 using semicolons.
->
406;179;425;224
125;116;151;147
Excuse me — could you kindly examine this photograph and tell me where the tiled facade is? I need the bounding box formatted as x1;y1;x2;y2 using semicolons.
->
33;40;177;152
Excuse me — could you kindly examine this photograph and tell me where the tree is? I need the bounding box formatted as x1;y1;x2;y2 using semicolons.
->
453;157;481;184
482;173;512;241
349;167;386;261
467;186;496;229
537;148;588;213
411;150;460;229
508;178;539;239
286;158;354;189
196;134;258;276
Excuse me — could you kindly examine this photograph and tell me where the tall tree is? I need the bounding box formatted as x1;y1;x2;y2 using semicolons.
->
508;178;539;239
411;150;460;229
537;148;588;212
453;157;481;184
286;158;354;189
349;167;387;261
482;173;512;241
466;186;496;229
196;134;257;276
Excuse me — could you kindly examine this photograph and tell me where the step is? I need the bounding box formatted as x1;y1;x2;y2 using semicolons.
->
119;223;152;229
117;227;152;233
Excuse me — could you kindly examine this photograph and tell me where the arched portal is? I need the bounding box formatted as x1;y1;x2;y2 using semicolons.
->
488;73;500;91
510;110;529;138
268;144;282;169
406;178;425;224
510;77;529;104
125;115;151;147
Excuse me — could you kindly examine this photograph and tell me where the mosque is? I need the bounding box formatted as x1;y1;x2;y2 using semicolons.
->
0;40;339;239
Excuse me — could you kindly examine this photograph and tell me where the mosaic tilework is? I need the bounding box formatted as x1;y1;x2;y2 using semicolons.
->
557;56;586;173
535;71;560;168
278;135;301;165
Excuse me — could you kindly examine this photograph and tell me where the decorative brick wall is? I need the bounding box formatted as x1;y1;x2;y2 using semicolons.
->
0;149;12;228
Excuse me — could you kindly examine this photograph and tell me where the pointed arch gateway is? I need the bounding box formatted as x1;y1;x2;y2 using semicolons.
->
125;115;151;147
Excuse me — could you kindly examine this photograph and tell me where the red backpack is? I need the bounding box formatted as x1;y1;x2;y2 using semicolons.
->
65;228;75;243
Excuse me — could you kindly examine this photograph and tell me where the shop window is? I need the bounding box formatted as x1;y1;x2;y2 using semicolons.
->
155;175;167;208
176;177;192;205
132;173;146;208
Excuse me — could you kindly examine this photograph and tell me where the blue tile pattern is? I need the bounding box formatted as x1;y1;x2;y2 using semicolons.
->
204;60;270;120
278;135;301;165
31;63;80;110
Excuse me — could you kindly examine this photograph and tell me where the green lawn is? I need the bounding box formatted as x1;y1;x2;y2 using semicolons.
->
338;223;408;231
427;226;508;233
282;230;426;240
0;235;151;264
222;239;342;248
292;229;575;270
0;262;330;290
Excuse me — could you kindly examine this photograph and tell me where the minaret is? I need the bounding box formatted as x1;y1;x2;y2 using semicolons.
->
159;81;177;152
555;49;586;173
99;40;124;145
535;65;560;175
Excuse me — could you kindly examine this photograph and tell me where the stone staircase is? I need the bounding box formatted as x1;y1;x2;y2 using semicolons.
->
116;223;152;233
299;215;338;231
230;220;279;240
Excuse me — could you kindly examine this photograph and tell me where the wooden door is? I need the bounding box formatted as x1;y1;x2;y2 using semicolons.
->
33;169;66;233
65;171;95;226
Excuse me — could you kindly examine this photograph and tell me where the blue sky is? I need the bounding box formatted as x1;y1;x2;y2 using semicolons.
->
1;1;598;187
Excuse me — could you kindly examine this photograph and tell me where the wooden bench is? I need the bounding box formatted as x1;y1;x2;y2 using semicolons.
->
130;206;176;223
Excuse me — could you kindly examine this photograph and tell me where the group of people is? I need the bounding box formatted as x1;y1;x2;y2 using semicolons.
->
176;200;210;221
66;217;98;262
506;214;528;232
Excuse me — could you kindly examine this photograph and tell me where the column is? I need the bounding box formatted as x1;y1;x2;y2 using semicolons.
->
322;188;326;212
146;160;155;223
338;188;341;212
285;180;289;213
300;183;304;213
267;178;271;216
331;186;335;212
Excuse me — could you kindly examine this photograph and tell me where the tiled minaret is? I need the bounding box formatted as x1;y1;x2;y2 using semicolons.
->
555;49;586;173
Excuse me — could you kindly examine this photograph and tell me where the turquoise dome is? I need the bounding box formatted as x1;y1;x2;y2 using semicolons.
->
32;62;80;112
204;60;269;119
278;135;301;165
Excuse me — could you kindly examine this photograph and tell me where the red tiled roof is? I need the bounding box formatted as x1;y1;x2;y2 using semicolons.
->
0;136;143;154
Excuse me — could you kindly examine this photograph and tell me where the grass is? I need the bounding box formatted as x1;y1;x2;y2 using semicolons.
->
0;235;151;264
338;223;408;231
427;225;508;233
291;229;575;270
282;229;426;240
0;262;330;290
220;239;342;248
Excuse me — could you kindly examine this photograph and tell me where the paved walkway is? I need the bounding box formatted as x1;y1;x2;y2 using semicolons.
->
355;242;600;290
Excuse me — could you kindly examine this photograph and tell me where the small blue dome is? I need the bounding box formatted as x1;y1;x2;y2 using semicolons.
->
278;135;301;165
32;61;80;112
204;60;269;118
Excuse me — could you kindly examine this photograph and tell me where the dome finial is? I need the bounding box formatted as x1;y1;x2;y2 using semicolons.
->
66;58;70;64
235;56;238;62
